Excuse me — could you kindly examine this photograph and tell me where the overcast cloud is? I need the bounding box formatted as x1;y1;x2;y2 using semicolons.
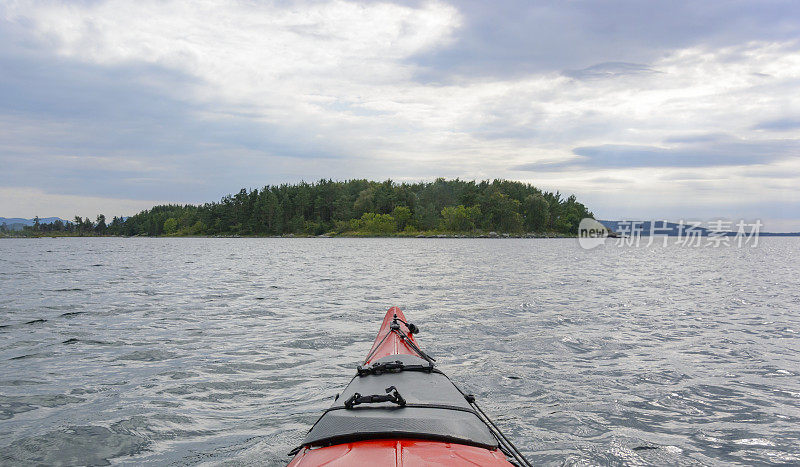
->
1;0;799;229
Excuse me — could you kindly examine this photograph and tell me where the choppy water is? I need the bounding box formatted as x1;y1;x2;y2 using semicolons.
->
1;237;799;466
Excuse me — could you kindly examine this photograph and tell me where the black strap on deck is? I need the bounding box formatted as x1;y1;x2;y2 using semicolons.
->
321;401;478;417
343;385;406;409
356;359;437;376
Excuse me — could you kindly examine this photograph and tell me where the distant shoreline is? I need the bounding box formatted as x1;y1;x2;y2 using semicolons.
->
3;232;799;239
0;232;576;239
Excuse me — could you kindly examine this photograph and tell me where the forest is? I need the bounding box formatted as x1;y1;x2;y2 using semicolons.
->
10;179;593;236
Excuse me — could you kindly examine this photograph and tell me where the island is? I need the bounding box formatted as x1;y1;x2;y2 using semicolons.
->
1;179;592;238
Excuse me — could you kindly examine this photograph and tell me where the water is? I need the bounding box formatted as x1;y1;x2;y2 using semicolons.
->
1;237;799;466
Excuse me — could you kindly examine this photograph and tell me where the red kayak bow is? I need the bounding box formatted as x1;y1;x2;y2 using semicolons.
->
362;307;427;364
288;307;528;466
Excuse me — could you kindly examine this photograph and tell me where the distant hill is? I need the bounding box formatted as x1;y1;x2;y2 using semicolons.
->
0;217;67;231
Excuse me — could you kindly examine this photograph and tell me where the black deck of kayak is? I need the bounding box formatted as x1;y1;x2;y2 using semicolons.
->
301;354;499;449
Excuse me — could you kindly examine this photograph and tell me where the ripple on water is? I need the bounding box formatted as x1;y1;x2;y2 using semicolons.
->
0;394;85;420
0;425;148;466
1;237;799;465
59;311;86;318
115;350;179;362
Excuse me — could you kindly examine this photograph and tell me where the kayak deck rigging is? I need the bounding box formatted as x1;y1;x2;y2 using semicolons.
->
288;307;530;466
362;309;433;364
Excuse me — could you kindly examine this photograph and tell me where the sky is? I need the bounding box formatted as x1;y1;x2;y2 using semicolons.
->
1;0;799;230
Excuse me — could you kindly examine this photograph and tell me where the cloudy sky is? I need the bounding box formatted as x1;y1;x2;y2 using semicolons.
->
1;0;799;230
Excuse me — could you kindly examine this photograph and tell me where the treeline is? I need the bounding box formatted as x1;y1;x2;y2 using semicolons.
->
20;179;593;236
8;215;123;235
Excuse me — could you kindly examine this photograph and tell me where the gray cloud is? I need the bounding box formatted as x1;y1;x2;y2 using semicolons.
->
0;45;347;202
588;177;629;184
408;0;800;80
740;169;800;179
512;141;800;171
562;62;658;80
663;133;731;144
753;118;800;131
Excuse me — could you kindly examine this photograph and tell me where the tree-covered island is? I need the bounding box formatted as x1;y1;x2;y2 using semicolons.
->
5;179;593;237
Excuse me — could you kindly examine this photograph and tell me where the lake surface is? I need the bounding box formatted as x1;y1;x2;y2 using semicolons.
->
1;237;799;466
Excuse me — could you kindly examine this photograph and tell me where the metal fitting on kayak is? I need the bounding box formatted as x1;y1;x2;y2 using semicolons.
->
392;313;419;334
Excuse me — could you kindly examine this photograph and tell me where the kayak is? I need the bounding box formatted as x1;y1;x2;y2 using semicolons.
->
288;307;530;466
